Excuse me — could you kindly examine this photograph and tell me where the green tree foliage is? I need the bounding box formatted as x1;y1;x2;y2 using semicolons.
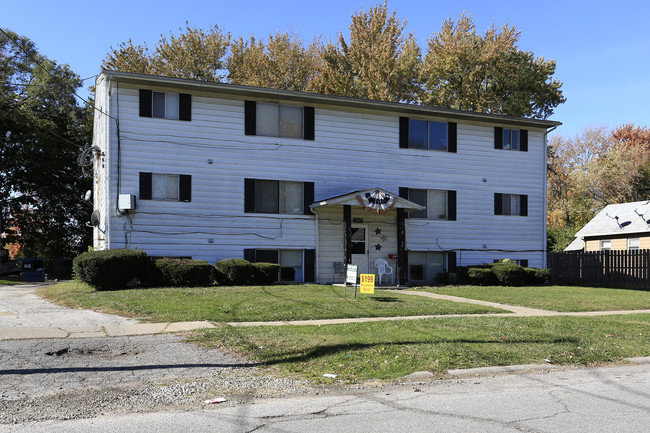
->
0;29;92;260
311;2;421;102
421;13;565;119
227;31;317;92
103;23;229;81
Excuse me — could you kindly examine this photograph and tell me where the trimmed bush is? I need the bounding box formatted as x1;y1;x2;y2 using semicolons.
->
467;267;498;285
214;258;256;285
457;261;550;286
252;262;281;285
73;249;147;290
151;258;214;287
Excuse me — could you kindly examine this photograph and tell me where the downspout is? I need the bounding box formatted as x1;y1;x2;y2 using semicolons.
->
543;125;559;268
310;206;319;283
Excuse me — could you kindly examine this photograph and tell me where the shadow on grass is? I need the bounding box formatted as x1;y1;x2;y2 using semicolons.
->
369;296;403;303
257;337;580;366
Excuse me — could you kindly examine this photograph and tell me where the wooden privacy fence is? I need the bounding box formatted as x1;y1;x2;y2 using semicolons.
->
548;250;650;288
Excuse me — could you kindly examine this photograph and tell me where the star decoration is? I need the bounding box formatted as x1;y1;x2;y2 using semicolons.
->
380;235;388;242
375;243;382;251
374;227;382;235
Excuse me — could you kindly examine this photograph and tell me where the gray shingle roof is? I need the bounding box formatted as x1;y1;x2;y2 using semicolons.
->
565;200;650;251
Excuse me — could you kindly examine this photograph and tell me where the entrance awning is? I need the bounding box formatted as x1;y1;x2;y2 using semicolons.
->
311;188;424;214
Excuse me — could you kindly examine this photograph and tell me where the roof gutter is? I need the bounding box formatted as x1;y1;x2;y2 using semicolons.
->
101;70;562;130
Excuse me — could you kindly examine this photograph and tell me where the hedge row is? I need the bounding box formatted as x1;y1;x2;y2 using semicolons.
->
73;249;280;291
456;262;550;286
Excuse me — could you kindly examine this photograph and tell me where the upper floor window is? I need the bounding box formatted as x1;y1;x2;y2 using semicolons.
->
139;172;192;202
139;89;191;121
400;188;456;221
494;193;528;216
494;127;528;151
400;117;457;153
244;178;315;215
245;101;315;140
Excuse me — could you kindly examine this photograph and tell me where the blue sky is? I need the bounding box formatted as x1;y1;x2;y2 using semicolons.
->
3;0;649;138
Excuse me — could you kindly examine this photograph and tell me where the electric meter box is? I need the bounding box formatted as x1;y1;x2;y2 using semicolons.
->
118;194;137;211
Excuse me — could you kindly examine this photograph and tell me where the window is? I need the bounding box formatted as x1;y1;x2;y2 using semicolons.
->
494;193;528;216
401;188;456;220
244;179;314;215
494;127;528;151
494;259;529;267
400;117;457;152
408;252;446;281
628;238;640;251
600;240;612;251
244;248;316;282
245;101;315;140
139;172;191;202
139;89;191;121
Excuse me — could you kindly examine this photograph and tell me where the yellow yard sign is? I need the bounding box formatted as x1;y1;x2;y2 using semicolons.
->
359;274;375;294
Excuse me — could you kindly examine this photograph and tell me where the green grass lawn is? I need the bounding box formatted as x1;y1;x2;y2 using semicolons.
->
0;279;22;285
417;285;650;312
190;314;650;382
38;281;505;322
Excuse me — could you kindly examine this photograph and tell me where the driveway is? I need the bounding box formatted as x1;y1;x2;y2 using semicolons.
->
0;283;140;339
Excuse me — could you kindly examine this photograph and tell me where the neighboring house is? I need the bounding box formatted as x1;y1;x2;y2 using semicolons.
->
565;200;650;252
91;70;560;285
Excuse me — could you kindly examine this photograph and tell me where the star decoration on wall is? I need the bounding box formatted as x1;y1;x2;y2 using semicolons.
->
380;235;388;242
375;243;382;251
374;227;382;235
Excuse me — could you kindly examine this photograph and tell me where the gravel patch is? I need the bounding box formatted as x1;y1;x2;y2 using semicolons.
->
0;334;317;424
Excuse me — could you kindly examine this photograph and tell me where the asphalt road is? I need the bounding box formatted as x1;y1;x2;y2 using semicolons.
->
2;362;648;433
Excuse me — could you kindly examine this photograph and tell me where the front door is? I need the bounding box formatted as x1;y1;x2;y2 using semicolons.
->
350;224;369;275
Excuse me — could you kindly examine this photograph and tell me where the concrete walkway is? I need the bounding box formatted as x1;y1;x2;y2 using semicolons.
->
2;283;650;340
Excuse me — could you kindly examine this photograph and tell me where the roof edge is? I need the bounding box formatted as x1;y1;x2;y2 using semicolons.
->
100;70;562;129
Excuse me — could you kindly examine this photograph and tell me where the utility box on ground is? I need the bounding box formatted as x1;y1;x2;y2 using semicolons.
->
20;258;45;282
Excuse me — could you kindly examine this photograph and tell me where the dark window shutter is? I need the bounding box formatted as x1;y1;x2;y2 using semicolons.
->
179;93;192;121
304;249;316;282
179;175;192;202
447;251;457;273
303;181;315;215
494;193;503;215
304;106;315;140
447;190;457;221
139;172;152;200
447;122;457;153
243;249;256;262
399;117;409;148
399;187;409;219
244;101;256;135
494;127;503;149
139;89;152;118
520;129;528;152
520;194;528;216
255;249;278;263
244;178;256;213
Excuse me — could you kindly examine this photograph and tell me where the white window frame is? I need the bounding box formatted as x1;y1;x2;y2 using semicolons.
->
408;251;446;281
600;239;612;251
628;238;640;251
254;180;304;214
502;128;520;150
256;102;304;138
152;91;180;120
501;194;521;216
409;189;447;220
408;119;448;151
152;173;180;201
